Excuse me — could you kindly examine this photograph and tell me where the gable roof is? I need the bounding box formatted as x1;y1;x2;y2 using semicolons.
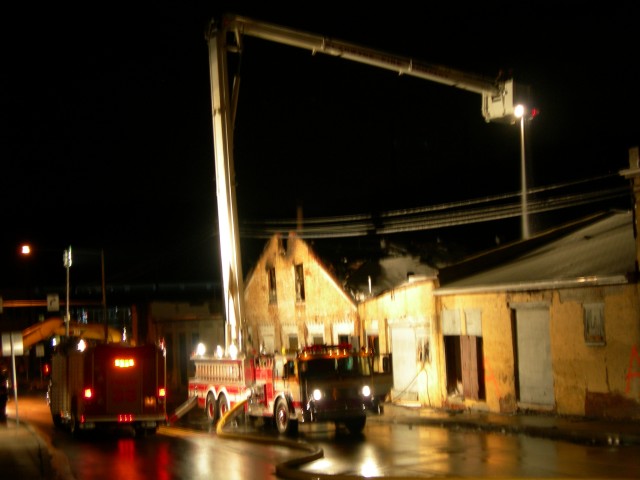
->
436;210;637;294
243;232;357;307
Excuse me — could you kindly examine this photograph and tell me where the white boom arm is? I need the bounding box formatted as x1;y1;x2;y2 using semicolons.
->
205;14;521;353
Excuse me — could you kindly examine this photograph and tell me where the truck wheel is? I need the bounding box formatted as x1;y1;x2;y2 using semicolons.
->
345;416;366;434
51;413;63;428
217;393;229;420
206;393;216;423
69;413;81;437
275;398;297;435
69;399;81;437
136;426;158;436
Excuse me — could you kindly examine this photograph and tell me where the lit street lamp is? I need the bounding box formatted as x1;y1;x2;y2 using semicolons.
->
515;104;530;239
19;244;108;339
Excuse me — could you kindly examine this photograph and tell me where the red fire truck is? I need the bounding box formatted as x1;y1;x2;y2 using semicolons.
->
188;344;382;435
47;339;167;436
21;318;171;436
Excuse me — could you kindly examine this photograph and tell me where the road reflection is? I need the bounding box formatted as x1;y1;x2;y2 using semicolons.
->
7;394;640;479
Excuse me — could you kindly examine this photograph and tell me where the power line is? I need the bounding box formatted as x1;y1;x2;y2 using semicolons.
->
239;175;630;239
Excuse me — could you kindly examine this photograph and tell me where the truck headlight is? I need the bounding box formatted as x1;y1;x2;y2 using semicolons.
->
361;385;371;397
312;389;322;400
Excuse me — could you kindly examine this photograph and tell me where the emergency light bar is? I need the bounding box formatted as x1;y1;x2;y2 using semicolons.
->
114;358;135;368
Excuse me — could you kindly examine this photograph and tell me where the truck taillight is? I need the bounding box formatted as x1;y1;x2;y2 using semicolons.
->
158;387;166;397
84;388;93;399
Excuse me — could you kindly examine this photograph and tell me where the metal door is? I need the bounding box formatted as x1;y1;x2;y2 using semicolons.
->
515;308;555;406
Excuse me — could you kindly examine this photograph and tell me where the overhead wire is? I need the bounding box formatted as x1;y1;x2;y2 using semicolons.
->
239;175;630;239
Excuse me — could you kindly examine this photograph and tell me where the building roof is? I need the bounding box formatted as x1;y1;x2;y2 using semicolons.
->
436;210;637;294
346;255;439;300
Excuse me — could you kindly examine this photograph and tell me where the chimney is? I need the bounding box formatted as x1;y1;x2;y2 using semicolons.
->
297;204;304;233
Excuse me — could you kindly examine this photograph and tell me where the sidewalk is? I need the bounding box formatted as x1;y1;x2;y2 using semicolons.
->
0;416;55;479
372;401;640;447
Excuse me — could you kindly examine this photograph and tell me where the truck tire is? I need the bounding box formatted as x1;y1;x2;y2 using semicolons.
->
206;393;216;423
69;413;81;437
51;412;63;428
69;398;81;437
217;393;229;420
275;398;297;435
344;416;366;434
136;425;158;437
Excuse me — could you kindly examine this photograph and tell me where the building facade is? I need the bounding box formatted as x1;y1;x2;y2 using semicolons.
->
243;232;359;354
358;210;640;420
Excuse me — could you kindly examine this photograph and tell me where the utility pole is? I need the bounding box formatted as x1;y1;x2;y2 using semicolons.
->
63;246;72;336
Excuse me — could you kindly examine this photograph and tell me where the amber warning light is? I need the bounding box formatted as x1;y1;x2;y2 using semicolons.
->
114;358;135;368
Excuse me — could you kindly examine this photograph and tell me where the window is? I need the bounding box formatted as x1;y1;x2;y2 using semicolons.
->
288;334;299;351
584;303;605;345
295;264;305;302
267;266;277;304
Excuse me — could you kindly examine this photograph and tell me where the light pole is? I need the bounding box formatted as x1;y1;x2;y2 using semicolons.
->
100;248;107;341
515;104;530;239
63;247;72;336
18;243;107;338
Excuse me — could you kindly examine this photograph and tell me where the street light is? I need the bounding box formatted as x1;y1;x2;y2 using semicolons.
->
514;104;530;239
63;247;72;336
19;244;107;339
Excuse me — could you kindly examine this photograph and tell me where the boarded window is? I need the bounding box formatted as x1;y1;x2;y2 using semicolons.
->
465;309;482;336
584;303;605;345
442;309;462;335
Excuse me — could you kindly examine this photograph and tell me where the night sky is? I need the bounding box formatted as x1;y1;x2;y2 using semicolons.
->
1;2;638;288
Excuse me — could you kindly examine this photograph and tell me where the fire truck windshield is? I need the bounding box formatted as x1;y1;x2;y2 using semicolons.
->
300;356;371;377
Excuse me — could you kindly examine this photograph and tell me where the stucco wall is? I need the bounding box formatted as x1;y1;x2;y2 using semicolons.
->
359;280;440;404
437;285;640;418
552;285;640;417
437;292;517;413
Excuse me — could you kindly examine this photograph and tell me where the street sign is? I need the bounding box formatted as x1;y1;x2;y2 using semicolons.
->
47;294;60;312
1;331;23;356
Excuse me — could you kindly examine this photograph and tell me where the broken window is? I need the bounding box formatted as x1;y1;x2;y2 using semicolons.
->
267;266;277;305
295;263;305;302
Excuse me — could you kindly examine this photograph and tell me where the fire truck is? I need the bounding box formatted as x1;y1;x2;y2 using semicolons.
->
7;316;167;436
48;339;167;436
188;343;381;434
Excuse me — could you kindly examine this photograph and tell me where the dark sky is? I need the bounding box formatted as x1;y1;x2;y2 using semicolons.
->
1;2;639;287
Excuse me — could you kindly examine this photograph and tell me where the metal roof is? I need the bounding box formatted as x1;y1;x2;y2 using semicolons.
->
436;211;637;294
